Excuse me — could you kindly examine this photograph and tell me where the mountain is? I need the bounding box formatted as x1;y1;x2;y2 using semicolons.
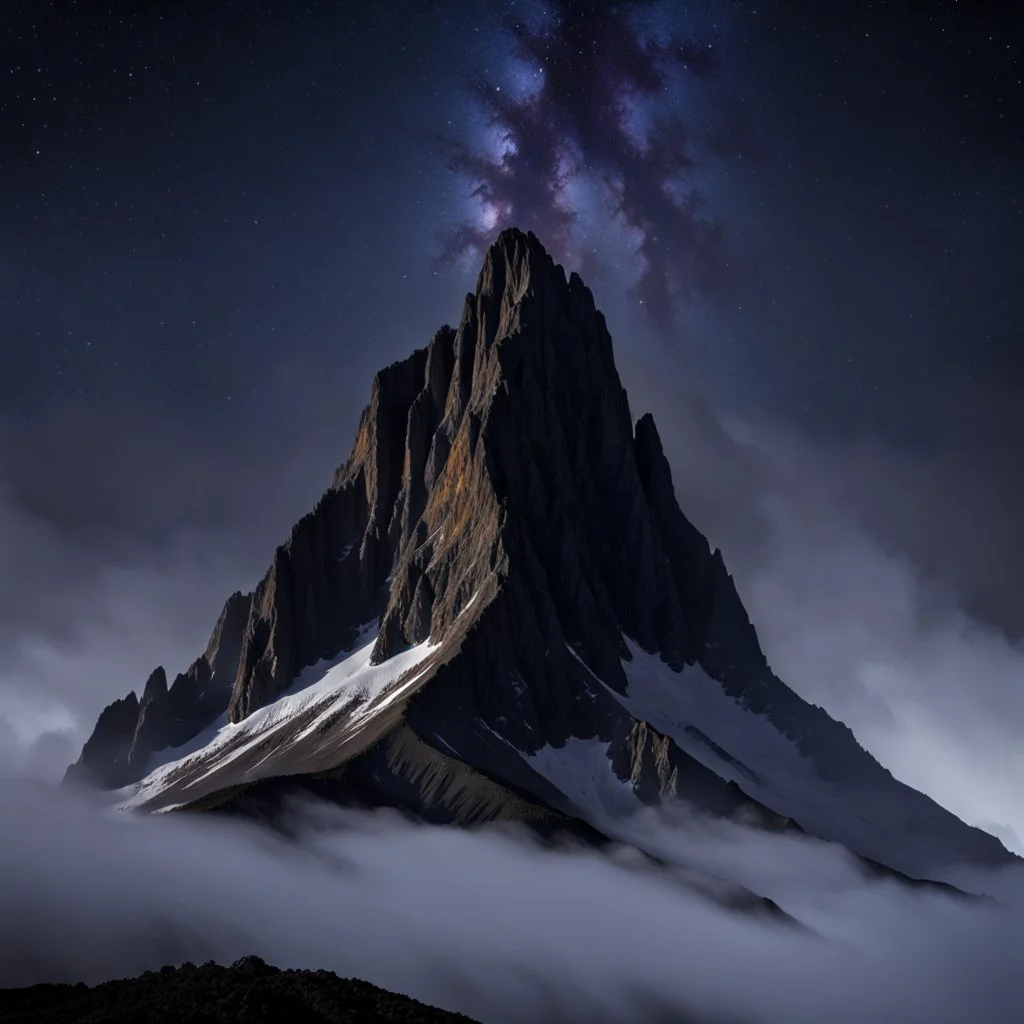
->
65;228;1011;880
0;956;478;1023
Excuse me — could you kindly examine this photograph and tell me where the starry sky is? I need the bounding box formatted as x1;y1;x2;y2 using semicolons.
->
1;1;1022;838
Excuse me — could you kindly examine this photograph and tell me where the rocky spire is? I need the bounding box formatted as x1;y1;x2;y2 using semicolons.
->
56;229;1017;873
63;691;140;790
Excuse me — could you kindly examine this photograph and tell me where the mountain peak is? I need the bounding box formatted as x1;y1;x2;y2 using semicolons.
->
481;226;549;273
66;228;1013;878
475;227;569;304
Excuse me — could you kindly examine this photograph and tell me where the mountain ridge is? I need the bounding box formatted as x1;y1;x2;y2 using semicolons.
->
66;228;1013;880
0;956;479;1024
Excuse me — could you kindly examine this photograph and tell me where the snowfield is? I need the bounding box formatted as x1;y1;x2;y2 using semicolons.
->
119;626;439;812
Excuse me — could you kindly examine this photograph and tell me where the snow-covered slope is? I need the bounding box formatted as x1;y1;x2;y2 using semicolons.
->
120;629;439;812
603;641;991;875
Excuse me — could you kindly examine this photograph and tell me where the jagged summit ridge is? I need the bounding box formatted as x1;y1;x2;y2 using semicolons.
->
65;228;1012;878
214;224;689;740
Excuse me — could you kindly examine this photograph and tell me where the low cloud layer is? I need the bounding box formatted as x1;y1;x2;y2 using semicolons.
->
0;784;1021;1023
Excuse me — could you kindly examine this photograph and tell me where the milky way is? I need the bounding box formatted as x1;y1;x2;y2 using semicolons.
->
443;0;727;334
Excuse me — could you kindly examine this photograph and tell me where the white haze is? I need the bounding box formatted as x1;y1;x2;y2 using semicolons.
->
0;782;1021;1024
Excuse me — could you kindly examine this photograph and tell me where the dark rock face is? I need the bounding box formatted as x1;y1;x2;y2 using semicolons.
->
63;692;140;790
223;330;458;723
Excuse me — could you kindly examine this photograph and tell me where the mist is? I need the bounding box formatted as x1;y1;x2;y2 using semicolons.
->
0;782;1020;1023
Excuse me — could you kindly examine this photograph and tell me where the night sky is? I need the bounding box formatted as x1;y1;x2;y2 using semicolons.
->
1;2;1022;841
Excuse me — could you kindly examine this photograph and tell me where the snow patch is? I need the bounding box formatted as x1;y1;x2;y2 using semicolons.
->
525;737;639;828
458;589;481;618
616;641;809;794
480;718;641;833
119;627;437;811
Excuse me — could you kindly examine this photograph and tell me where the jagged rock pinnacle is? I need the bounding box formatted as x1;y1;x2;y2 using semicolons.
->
58;228;1016;878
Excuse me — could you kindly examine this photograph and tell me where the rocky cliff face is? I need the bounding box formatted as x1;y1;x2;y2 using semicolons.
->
65;229;1012;877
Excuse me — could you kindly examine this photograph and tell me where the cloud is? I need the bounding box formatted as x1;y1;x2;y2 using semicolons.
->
0;783;1021;1023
